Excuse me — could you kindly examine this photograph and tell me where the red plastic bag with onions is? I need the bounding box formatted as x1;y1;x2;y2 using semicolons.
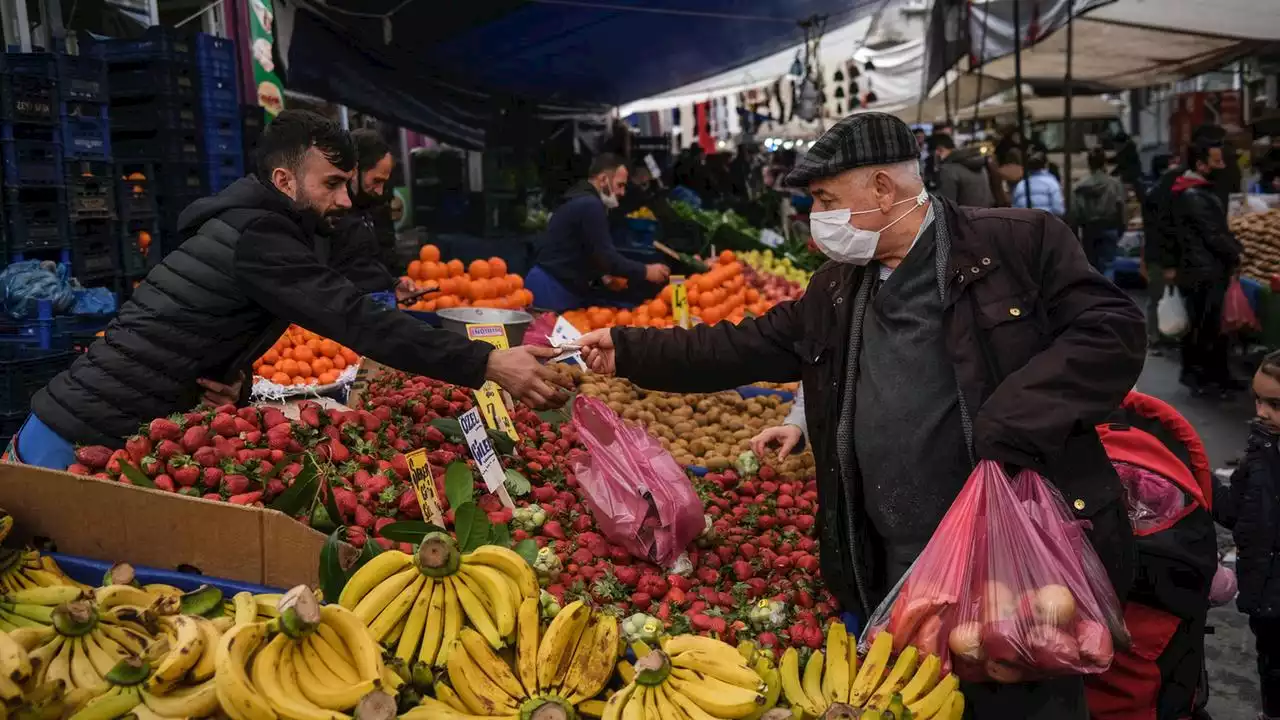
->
860;461;1126;683
569;395;704;566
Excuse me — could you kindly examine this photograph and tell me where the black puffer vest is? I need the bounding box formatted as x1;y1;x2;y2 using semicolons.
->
32;177;318;447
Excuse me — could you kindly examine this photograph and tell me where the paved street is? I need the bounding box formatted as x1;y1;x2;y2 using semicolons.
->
1135;346;1256;719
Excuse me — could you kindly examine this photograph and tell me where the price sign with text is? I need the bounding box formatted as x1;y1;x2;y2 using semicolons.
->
403;448;445;526
459;407;513;506
465;324;519;441
670;276;690;329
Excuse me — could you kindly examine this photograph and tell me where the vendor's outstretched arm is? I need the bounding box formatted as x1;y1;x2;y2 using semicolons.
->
235;216;492;388
586;205;648;283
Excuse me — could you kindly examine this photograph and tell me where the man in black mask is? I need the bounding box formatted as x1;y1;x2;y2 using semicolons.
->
333;129;412;296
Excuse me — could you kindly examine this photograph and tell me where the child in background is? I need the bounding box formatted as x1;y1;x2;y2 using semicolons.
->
1216;349;1280;720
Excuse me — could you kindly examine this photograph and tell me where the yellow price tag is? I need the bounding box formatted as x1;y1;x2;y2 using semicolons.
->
465;324;519;441
404;448;444;527
670;276;689;329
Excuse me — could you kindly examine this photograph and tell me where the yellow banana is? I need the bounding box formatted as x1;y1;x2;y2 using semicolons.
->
403;696;516;720
446;639;520;715
458;564;517;639
394;576;434;664
536;600;589;692
0;624;32;682
214;621;277;720
664;635;746;664
187;616;221;682
461;546;538;600
663;683;726;720
942;688;965;720
28;634;65;679
849;630;893;707
671;652;762;690
745;657;782;720
145;615;204;694
293;640;381;711
338;550;412;610
315;623;358;671
652;682;682;720
94;585;159;610
822;622;851;706
620;685;647;720
802;650;826;713
514;597;539;695
352;565;419;626
600;682;636;720
69;685;141;720
452;577;503;650
368;574;425;643
232;592;258;626
900;654;941;705
96;623;148;656
381;663;405;693
307;633;360;685
319;605;383;683
251;634;343;720
69;638;107;693
81;632;124;679
416;581;447;667
557;615;598;696
434;579;463;668
298;636;347;687
45;635;74;690
869;646;919;709
435;682;471;713
779;647;821;717
4;584;84;606
141;679;220;717
142;583;184;599
566;613;620;703
457;627;526;700
669;671;769;718
906;673;959;720
8;625;53;650
617;661;636;685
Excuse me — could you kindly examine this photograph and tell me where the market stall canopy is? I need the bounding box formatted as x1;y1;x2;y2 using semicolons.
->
947;95;1123;125
278;0;875;148
887;72;1016;126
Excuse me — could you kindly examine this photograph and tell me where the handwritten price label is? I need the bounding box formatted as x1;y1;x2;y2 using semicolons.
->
404;448;444;526
671;276;690;329
465;324;518;441
459;407;514;508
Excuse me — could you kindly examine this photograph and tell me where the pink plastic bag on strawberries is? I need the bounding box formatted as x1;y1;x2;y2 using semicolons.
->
861;461;1125;683
569;395;704;566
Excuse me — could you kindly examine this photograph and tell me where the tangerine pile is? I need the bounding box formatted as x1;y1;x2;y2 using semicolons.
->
252;326;361;386
563;251;774;331
402;244;533;311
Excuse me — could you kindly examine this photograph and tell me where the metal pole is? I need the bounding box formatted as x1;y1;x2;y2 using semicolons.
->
972;1;989;129
3;0;33;52
338;106;351;130
1013;0;1030;209
1062;1;1075;212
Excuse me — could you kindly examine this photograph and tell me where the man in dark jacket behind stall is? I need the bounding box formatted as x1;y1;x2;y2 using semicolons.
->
331;128;407;293
578;113;1144;719
934;133;995;207
11;110;566;469
1170;141;1242;394
526;153;669;311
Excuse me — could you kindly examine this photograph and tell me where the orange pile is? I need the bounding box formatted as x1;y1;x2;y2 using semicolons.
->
563;251;772;331
402;245;533;311
253;326;361;386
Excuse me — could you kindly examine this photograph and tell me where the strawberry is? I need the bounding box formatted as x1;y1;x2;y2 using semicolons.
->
202;492;220;501
262;408;289;429
265;478;286;499
234;418;257;435
188;446;217;468
155;439;184;461
74;445;113;469
373;517;396;537
777;494;795;509
691;613;715;632
181;426;210;453
171;465;201;488
570;548;593;566
609;546;631;564
106;449;131;474
795;554;820;572
210;414;238;438
354;504;375;529
487;507;513;525
222;474;251;495
397;490;421;519
793;515;815;532
153;474;176;492
668;574;692;592
390;454;410;480
228;491;263;505
757;631;779;649
732;560;754;581
237;406;261;426
331;488;357;520
739;543;758;559
637;575;669;598
696;567;719;586
124;436;152;464
345;526;368;547
614;566;640;587
631;592;652;609
66;463;91;475
148;418;182;442
541;521;565;540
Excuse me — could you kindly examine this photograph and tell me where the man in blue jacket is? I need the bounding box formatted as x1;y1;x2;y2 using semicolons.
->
526;153;670;311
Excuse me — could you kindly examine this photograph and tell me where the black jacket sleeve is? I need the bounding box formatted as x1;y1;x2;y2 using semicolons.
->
974;213;1148;469
234;215;493;388
1214;468;1239;530
332;214;398;293
612;297;806;393
1185;190;1242;269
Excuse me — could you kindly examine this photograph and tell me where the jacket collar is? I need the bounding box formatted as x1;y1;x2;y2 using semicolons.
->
936;197;999;307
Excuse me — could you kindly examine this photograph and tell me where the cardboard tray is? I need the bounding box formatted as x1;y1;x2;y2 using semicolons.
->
0;463;328;590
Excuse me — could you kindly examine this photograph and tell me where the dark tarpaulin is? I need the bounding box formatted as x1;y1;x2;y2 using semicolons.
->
283;0;871;148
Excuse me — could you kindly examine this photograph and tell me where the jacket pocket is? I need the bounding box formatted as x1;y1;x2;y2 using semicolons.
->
973;293;1045;377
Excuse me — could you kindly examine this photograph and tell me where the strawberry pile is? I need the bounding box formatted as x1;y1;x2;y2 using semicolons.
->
65;367;838;649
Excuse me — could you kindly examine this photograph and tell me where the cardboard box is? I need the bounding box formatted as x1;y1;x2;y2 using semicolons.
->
0;463;329;589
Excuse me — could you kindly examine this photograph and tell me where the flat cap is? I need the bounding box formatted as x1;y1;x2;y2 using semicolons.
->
784;112;920;187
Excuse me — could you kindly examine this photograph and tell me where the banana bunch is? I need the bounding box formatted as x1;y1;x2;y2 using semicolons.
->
779;627;964;720
601;634;769;720
0;549;83;600
214;585;396;720
421;598;618;720
338;535;538;671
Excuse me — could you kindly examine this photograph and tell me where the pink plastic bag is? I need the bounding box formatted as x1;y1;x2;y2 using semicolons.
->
1223;278;1260;334
1209;564;1237;607
569;395;704;566
862;461;1126;683
1113;462;1189;534
522;312;558;348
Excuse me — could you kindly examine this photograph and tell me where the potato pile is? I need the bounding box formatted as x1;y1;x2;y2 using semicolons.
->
573;373;815;477
1231;209;1280;282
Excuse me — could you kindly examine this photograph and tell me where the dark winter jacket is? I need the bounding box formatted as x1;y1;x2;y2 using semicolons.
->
1218;424;1280;617
32;176;493;447
535;182;647;295
610;198;1145;615
332;204;399;293
1170;173;1242;285
937;147;995;208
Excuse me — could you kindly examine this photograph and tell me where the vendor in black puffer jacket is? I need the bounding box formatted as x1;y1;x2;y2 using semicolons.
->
15;111;566;468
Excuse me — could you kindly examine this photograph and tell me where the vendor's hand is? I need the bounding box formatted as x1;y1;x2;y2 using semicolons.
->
1163;268;1177;283
197;372;245;407
394;277;417;302
485;347;572;409
751;425;803;461
578;329;616;375
645;263;671;285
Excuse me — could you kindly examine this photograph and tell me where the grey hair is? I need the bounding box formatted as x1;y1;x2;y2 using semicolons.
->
849;159;922;191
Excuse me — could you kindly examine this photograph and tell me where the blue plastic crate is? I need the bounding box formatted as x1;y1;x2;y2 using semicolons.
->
68;174;114;220
0;343;77;414
2;52;57;78
57;54;108;103
120;218;155;276
195;34;236;81
203;130;242;156
114;131;202;164
86;27;195;64
1;138;63;186
203;158;242;193
201;113;242;142
50;553;282;596
0;73;59;126
0;312;112;352
198;79;238;118
116;165;157;221
107;63;197;99
71;226;119;281
110;96;199;133
61;105;111;160
4;188;70;252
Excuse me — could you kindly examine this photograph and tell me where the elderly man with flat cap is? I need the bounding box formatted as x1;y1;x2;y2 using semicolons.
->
578;113;1145;717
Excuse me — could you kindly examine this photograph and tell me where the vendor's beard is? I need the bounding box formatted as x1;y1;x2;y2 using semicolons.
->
351;187;388;210
294;188;343;234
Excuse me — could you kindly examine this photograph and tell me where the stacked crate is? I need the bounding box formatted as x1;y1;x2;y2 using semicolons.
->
61;53;118;291
1;53;69;264
195;34;243;193
91;27;208;259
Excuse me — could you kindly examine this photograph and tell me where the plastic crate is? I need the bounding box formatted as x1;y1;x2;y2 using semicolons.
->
50;553;282;596
203;129;241;156
66;158;113;180
197;78;238;119
107;63;197;99
0;73;59;126
3;188;70;252
116;164;156;220
68;175;114;220
0;312;112;352
70;227;119;280
109;96;199;133
1;138;63;186
119;220;154;276
201;113;241;143
195;34;236;81
0;411;25;446
57;54;108;103
113;130;202;164
61;103;111;160
203;157;242;193
149;160;207;194
85;27;195;64
0;343;77;415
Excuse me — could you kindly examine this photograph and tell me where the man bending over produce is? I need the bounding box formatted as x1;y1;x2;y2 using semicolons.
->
578;112;1145;719
11;110;567;468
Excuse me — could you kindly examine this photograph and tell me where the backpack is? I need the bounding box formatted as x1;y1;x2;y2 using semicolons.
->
1073;179;1120;229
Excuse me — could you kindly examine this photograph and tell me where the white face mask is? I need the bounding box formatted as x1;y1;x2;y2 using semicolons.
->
600;189;619;209
809;188;929;265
